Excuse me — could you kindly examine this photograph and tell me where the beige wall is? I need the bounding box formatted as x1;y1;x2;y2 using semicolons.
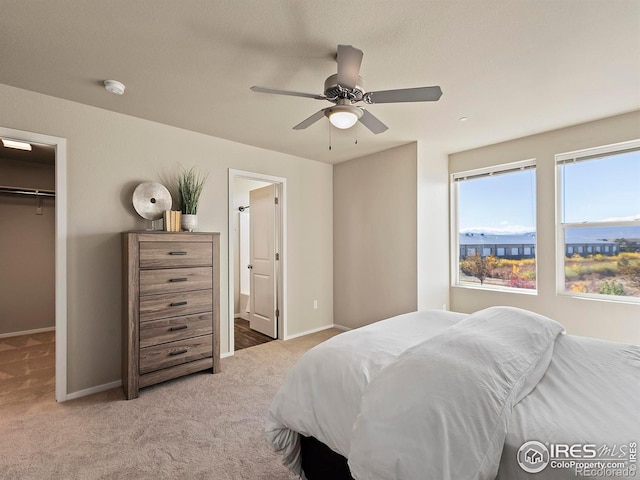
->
0;158;55;335
450;110;640;344
333;143;418;329
0;83;333;394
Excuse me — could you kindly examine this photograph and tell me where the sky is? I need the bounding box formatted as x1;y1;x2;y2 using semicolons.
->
458;150;639;234
562;150;639;223
458;168;536;234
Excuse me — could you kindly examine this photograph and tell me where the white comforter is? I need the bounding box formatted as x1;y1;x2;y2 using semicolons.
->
265;310;467;473
266;307;640;480
348;306;564;480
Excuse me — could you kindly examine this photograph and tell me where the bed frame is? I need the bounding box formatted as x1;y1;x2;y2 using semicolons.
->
300;435;354;480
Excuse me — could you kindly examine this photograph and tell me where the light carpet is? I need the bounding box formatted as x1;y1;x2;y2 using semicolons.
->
0;328;340;480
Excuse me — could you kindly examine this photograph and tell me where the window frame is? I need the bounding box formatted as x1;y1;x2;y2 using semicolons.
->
555;139;640;303
451;158;538;293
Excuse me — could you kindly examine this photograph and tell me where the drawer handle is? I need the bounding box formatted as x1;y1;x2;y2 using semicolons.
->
169;278;188;283
169;348;188;356
169;251;188;255
170;301;188;307
169;325;188;331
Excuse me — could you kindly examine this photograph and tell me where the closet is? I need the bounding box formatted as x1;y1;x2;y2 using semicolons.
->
0;141;56;407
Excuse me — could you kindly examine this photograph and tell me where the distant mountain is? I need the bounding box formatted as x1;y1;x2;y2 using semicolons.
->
460;226;640;245
460;232;536;245
564;226;640;243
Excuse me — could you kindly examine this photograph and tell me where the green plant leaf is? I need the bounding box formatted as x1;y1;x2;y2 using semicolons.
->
177;165;208;214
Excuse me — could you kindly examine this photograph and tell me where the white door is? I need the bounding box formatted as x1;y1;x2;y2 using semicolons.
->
249;184;277;338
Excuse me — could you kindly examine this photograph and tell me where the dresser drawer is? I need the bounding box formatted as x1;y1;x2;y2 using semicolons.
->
139;267;212;296
139;289;212;322
140;313;213;348
139;335;212;375
139;242;212;268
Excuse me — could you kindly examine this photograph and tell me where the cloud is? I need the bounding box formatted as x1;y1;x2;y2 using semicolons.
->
596;214;640;222
460;225;535;235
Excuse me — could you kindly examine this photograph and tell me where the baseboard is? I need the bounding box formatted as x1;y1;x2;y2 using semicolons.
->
332;324;352;331
0;326;55;339
65;380;122;401
221;351;233;359
284;324;335;340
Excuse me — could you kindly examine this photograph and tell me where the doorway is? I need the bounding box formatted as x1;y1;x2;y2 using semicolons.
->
0;126;67;404
228;170;286;354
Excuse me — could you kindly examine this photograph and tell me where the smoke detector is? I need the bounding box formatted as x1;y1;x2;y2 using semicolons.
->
104;79;126;95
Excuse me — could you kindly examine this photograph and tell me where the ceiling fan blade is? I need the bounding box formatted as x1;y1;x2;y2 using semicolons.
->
293;109;327;130
359;109;388;134
365;86;443;104
336;44;363;89
251;86;326;100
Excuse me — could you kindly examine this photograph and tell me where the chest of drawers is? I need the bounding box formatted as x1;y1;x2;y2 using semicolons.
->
122;231;220;399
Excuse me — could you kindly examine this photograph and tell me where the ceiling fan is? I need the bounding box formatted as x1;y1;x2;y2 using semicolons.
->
250;44;442;134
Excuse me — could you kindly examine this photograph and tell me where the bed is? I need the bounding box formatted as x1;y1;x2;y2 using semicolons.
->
266;307;640;480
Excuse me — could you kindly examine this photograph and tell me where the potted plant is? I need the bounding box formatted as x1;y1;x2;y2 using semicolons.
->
177;166;207;231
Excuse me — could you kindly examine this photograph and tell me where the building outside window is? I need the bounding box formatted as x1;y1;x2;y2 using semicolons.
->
557;140;640;300
453;160;536;291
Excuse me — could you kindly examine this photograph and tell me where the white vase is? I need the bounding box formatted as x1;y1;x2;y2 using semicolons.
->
181;214;197;232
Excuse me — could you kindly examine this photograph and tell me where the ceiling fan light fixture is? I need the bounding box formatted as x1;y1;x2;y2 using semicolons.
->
326;105;363;129
329;111;358;129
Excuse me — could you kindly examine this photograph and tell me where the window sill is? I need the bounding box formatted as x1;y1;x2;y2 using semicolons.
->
452;284;538;296
557;291;640;305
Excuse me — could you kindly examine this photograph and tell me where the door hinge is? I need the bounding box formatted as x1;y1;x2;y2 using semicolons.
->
274;197;279;205
275;309;280;318
275;252;280;261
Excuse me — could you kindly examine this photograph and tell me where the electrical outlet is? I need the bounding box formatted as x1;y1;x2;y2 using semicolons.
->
313;300;318;310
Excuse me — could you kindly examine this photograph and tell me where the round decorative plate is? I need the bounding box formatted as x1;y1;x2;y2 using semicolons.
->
132;182;172;220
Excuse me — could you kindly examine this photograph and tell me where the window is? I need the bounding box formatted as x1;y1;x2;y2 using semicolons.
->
453;160;536;291
557;140;640;300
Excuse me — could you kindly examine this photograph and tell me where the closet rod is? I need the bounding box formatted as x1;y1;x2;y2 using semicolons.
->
0;186;56;198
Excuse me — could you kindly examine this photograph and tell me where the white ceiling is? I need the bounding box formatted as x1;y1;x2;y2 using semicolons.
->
0;1;638;164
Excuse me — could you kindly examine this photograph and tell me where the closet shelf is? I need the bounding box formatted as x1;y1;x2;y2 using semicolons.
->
0;185;55;198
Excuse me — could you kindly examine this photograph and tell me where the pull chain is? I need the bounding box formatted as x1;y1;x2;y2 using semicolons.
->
328;121;332;151
355;122;358;145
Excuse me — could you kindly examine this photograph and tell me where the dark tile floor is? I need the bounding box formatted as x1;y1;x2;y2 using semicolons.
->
234;318;274;351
